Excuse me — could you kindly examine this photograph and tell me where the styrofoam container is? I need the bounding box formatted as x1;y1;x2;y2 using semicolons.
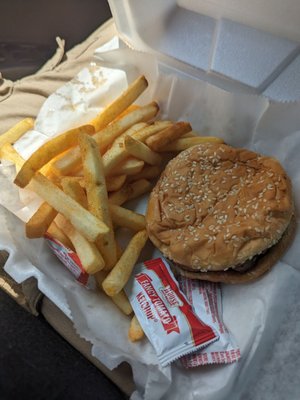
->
108;0;300;101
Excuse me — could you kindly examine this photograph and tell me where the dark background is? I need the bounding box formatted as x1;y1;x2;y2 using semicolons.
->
0;0;112;80
0;289;126;400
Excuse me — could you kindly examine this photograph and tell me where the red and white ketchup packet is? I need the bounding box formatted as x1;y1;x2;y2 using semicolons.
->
178;276;241;367
125;257;218;367
44;233;89;285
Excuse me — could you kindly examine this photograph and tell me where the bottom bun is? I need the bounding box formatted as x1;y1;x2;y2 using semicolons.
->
170;215;296;284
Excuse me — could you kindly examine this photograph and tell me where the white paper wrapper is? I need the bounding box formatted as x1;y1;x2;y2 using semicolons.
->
1;40;300;400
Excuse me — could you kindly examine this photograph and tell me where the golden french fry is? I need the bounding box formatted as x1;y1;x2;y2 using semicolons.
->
61;177;88;209
1;144;107;242
50;147;81;177
14;124;94;188
157;136;224;152
102;230;148;296
113;104;140;121
106;175;127;192
128;315;145;342
100;121;169;178
55;214;105;274
0;118;34;148
95;270;133;315
26;202;58;238
46;221;75;250
146;121;192;151
124;135;162;166
109;204;146;231
0;142;57;179
91;101;158;151
40;165;63;185
108;184;133;206
131;120;172;142
0;142;24;167
89;75;148;132
127;179;152;201
65;174;127;193
112;291;134;316
109;157;144;176
31;174;109;242
127;165;161;183
51;102;159;176
104;179;152;206
79;133;117;269
102;123;147;176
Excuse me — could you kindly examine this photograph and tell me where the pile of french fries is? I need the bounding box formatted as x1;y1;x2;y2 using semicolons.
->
0;75;223;342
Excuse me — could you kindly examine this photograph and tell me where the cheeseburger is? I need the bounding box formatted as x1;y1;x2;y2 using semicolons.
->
146;142;295;283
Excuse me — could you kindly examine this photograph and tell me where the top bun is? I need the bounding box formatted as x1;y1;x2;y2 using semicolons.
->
146;143;293;272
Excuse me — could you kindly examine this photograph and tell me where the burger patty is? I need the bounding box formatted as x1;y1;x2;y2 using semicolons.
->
231;252;264;272
169;214;296;283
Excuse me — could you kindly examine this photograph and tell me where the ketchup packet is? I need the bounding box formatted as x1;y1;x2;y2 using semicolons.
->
178;276;241;367
44;233;89;285
125;257;218;367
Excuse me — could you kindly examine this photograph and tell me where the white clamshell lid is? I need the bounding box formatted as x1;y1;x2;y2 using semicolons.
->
108;0;300;101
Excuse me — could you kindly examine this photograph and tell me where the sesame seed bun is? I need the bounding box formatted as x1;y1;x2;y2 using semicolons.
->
146;143;294;283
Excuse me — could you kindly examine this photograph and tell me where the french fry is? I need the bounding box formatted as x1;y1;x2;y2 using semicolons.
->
128;315;145;342
60;174;127;195
50;147;81;177
31;174;108;242
146;121;192;151
124;135;162;166
108;179;152;207
102;123;147;176
0;141;61;181
0;142;24;168
26;202;58;238
1;140;42;178
108;184;133;206
97;121;169;179
89;75;148;132
46;221;75;251
109;204;146;231
131;120;172;142
157;136;224;152
51;102;159;176
93;103;159;151
109;157;144;176
0;118;34;148
14;124;94;188
55;214;105;274
113;291;134;316
127;165;161;182
95;270;133;315
127;179;152;201
79;133;117;269
106;175;127;192
63;176;127;193
102;230;148;296
2;144;109;242
113;104;140;121
61;177;88;209
64;176;124;193
40;164;62;184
